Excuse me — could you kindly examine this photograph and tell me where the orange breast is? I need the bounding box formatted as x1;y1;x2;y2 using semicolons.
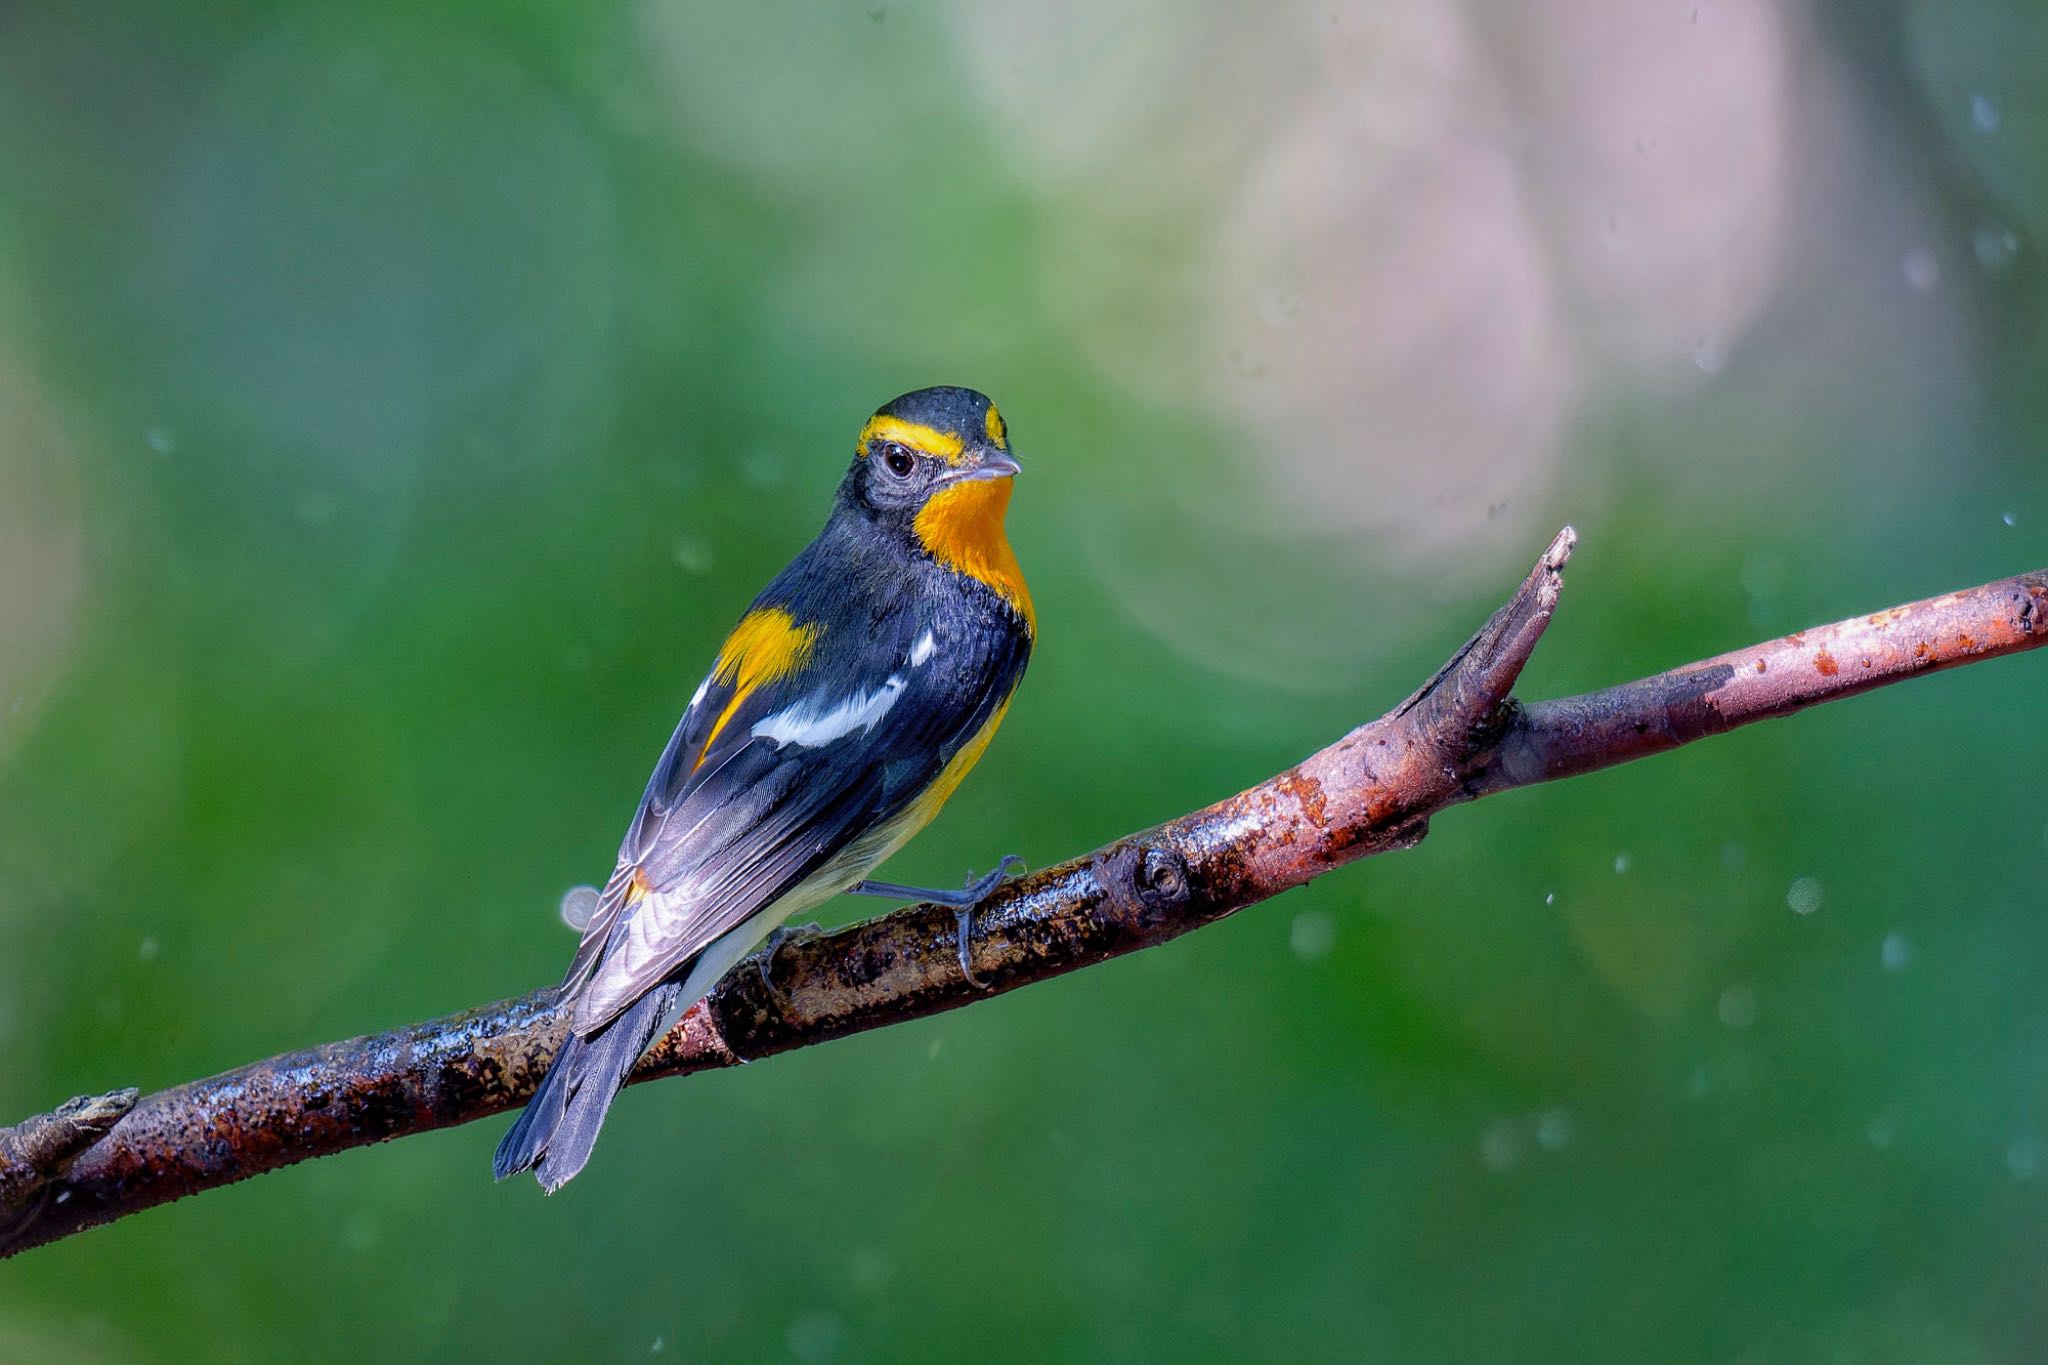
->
912;479;1035;634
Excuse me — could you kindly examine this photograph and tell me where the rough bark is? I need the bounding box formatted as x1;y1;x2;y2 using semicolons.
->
3;530;2042;1258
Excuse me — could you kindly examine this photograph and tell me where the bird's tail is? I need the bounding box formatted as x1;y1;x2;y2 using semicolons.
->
492;981;682;1193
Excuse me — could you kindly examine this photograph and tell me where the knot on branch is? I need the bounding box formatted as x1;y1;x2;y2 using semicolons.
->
0;1088;139;1245
1095;845;1193;924
10;529;2047;1260
1468;695;1523;751
1395;528;1573;744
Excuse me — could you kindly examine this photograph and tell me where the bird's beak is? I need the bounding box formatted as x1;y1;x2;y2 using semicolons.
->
942;450;1021;484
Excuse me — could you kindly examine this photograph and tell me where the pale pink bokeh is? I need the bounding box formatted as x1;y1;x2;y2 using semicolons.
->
959;0;1805;613
0;347;84;773
1210;0;1799;559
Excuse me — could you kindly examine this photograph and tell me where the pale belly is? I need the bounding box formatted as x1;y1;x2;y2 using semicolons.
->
666;799;935;1012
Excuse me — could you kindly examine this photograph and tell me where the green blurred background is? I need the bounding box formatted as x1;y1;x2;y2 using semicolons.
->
2;1;2046;1360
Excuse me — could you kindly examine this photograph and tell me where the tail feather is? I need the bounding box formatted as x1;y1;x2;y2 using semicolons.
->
492;982;681;1192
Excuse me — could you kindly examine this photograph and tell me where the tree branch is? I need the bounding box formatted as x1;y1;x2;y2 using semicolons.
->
4;530;2042;1258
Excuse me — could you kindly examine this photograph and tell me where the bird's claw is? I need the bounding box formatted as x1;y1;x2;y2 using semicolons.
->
750;921;824;1011
962;854;1027;903
842;858;1026;991
954;855;1026;992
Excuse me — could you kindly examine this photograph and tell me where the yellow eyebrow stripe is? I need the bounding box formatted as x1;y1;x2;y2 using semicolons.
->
858;415;967;466
983;404;1006;449
694;607;820;769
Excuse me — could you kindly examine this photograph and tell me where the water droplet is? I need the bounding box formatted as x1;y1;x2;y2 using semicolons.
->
1901;247;1940;293
1258;284;1307;328
2001;511;2017;529
1971;228;2019;274
331;46;382;94
1613;853;1631;875
927;1036;944;1061
671;534;715;575
53;1189;71;1204
558;885;599;931
1479;1119;1523;1171
2007;1135;2041;1181
1289;910;1335;961
787;1307;846;1364
848;1246;895;1295
1717;984;1758;1029
1971;94;2001;134
1692;336;1726;375
1544;891;1556;906
138;935;160;962
1786;876;1825;916
651;1337;666;1355
1881;931;1911;972
1741;552;1784;602
146;426;178;456
1535;1109;1573;1150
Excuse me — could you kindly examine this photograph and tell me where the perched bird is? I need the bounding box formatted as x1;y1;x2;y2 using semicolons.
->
494;386;1033;1191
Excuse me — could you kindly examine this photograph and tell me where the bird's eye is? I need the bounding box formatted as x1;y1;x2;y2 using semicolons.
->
879;443;916;478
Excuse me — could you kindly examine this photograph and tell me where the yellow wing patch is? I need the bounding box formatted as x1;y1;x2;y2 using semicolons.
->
694;607;820;770
859;415;967;466
913;478;1035;633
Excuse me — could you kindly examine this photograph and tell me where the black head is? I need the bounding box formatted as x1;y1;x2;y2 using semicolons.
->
839;386;1019;523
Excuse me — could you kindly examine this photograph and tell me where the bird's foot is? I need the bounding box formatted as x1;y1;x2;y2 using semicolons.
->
847;855;1026;990
749;921;824;1012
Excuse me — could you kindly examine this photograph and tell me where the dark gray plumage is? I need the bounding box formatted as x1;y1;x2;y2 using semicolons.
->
492;983;682;1192
492;386;1032;1191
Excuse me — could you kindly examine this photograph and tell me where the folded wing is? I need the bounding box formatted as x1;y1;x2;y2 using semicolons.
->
565;590;1027;1037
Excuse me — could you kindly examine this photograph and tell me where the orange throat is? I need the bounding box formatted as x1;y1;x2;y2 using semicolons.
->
913;479;1034;633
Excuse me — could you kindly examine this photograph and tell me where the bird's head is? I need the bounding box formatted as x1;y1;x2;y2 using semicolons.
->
840;385;1020;530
